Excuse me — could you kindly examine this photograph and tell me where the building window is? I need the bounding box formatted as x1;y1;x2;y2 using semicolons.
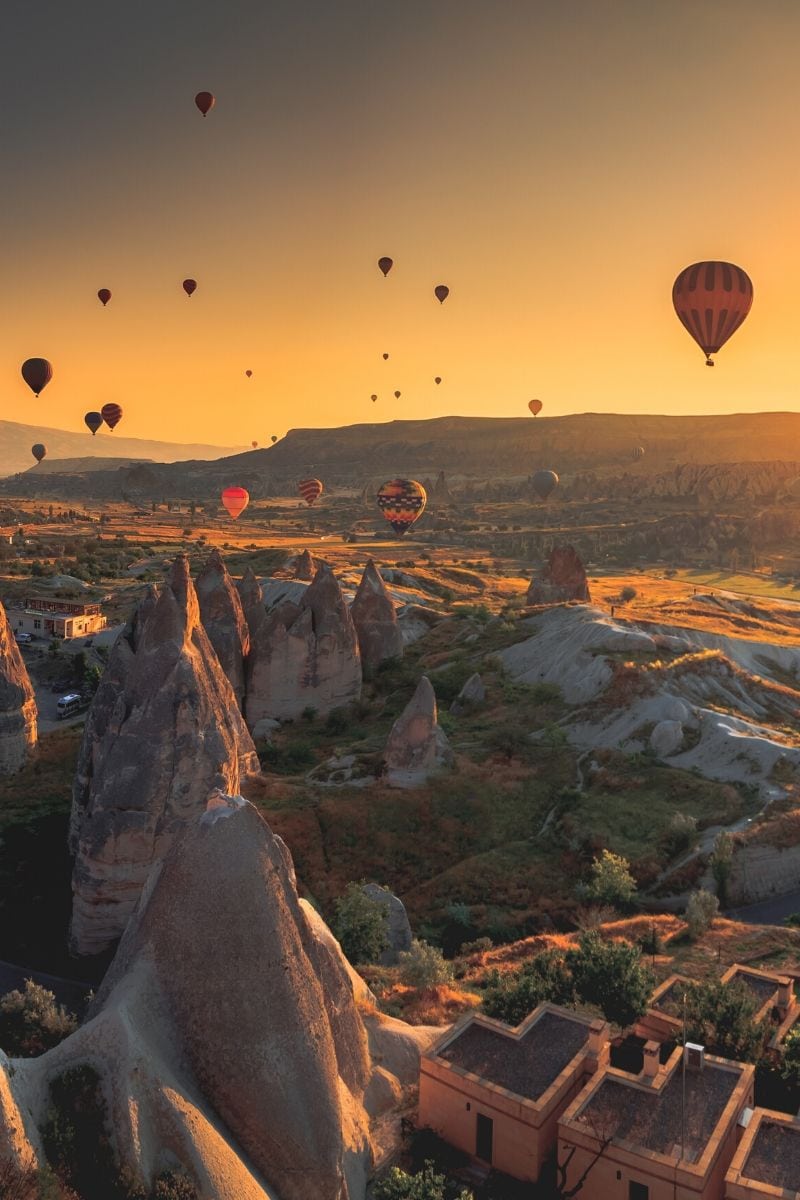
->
34;620;41;630
629;1183;649;1200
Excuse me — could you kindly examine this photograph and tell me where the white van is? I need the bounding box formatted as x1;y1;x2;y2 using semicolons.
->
14;632;32;645
56;693;84;719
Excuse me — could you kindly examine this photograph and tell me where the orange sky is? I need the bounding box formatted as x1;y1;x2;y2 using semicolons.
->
3;1;800;446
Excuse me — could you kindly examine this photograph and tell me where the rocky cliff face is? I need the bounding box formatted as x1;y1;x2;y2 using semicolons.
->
0;602;37;775
527;544;591;605
384;675;453;788
242;566;362;724
69;556;260;956
350;560;403;671
195;548;250;708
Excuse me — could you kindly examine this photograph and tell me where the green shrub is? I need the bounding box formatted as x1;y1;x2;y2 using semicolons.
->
483;949;574;1025
582;850;637;909
685;889;719;939
374;1161;473;1200
398;940;454;990
333;883;389;966
151;1171;199;1200
0;981;77;1057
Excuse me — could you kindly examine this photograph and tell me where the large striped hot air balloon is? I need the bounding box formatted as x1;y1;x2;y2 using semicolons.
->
84;411;103;436
376;478;427;536
221;486;249;519
21;358;53;396
298;477;323;507
532;469;559;500
672;261;753;366
101;403;123;431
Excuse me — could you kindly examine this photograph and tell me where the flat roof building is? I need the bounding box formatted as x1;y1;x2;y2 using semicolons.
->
726;1109;800;1199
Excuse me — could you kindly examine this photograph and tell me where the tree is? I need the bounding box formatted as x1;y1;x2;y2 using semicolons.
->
619;586;637;603
710;832;734;906
583;850;637;909
684;979;769;1063
374;1162;472;1200
398;940;453;990
0;980;78;1057
333;883;388;966
567;931;653;1029
781;1026;800;1089
482;949;574;1025
685;889;719;939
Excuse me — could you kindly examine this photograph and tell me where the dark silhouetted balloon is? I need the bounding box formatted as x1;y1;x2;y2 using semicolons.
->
21;358;53;396
84;411;103;436
31;444;46;463
376;478;427;536
434;376;442;385
434;284;449;304
221;486;249;519
382;352;389;360
298;477;323;507
633;445;645;461
528;398;543;416
394;390;401;399
182;278;197;297
672;261;753;366
251;440;258;448
271;435;278;444
532;469;559;500
101;403;123;431
97;288;111;307
245;369;253;378
371;394;378;402
378;256;393;277
195;91;215;117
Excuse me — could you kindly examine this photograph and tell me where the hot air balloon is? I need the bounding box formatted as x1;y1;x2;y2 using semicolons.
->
528;399;543;416
672;261;753;366
434;284;449;304
371;394;378;403
97;288;111;306
382;352;389;361
195;91;215;117
21;358;53;396
221;486;249;519
271;435;278;444
378;256;393;277
434;376;442;385
251;440;258;448
376;478;427;536
31;444;46;463
532;469;559;500
632;445;645;461
394;390;401;399
245;369;253;378
101;403;123;431
84;411;103;436
298;477;324;507
182;279;197;297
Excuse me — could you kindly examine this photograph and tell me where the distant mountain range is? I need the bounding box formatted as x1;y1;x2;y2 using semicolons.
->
3;411;800;500
0;420;241;477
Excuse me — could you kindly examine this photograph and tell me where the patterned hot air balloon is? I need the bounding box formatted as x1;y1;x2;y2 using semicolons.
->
376;478;427;536
21;358;53;396
195;91;215;116
298;477;323;507
532;469;559;500
378;256;393;277
632;445;645;461
31;443;46;463
434;284;449;304
101;403;123;431
434;376;442;385
84;411;103;436
528;398;543;416
97;288;111;306
182;278;197;297
672;261;753;366
221;486;249;519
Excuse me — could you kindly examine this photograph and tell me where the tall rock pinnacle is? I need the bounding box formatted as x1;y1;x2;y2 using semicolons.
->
195;548;250;708
350;559;403;672
0;601;37;775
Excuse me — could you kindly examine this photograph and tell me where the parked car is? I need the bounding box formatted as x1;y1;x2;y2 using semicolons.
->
14;632;32;645
56;693;86;719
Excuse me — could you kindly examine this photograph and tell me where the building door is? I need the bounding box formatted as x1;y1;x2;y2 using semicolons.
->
475;1113;493;1164
628;1182;649;1200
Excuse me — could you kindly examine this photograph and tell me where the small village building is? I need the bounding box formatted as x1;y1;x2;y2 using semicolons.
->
558;1042;754;1200
720;964;794;1026
725;1108;800;1199
9;597;107;639
418;1003;609;1183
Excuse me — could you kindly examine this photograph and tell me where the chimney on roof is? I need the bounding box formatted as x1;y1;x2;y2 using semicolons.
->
685;1043;705;1072
642;1040;660;1080
586;1019;609;1072
778;977;794;1016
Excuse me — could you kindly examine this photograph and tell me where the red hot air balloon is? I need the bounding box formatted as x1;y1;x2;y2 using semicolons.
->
195;91;215;117
378;256;393;277
298;477;323;506
97;288;111;306
382;352;389;361
376;478;427;536
371;394;378;403
245;369;253;378
21;358;53;396
434;376;442;385
31;443;46;463
251;440;258;448
672;261;753;366
101;403;123;431
532;469;559;500
182;278;197;297
84;411;103;436
434;284;449;304
528;398;543;416
221;486;249;519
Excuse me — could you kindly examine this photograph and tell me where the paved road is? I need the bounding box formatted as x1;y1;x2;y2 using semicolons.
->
17;625;124;731
0;960;91;1015
726;891;800;927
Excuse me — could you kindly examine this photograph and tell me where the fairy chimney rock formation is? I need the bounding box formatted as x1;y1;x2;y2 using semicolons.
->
527;544;591;605
243;566;362;725
0;602;37;775
294;548;316;580
350;559;403;671
69;554;260;956
384;675;454;788
195;549;250;708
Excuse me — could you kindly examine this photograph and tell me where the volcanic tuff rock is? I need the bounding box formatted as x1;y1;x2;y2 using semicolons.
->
294;548;316;580
195;548;250;708
242;565;362;724
69;555;260;956
450;672;486;715
527;543;591;605
384;675;454;788
0;602;37;775
350;559;403;671
362;884;413;965
0;797;437;1200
